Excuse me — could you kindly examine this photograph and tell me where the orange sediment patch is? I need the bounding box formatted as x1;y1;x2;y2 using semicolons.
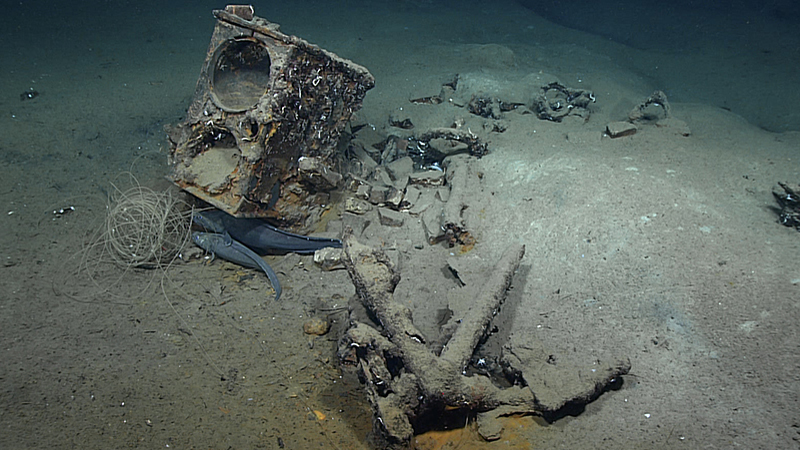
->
412;415;541;450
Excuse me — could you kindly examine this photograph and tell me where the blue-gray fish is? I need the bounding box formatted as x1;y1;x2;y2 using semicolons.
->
193;209;342;255
192;231;282;301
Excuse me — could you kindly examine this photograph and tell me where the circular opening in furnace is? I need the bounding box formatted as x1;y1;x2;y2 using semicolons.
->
210;38;271;112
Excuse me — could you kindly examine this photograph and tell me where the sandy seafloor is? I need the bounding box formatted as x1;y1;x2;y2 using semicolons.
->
1;0;799;448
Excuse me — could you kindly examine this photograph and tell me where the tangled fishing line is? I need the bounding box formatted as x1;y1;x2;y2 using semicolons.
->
102;183;192;269
69;177;195;299
52;176;227;378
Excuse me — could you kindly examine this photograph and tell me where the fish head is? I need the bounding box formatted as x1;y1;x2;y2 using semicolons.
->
193;211;224;233
192;231;213;250
192;232;233;253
